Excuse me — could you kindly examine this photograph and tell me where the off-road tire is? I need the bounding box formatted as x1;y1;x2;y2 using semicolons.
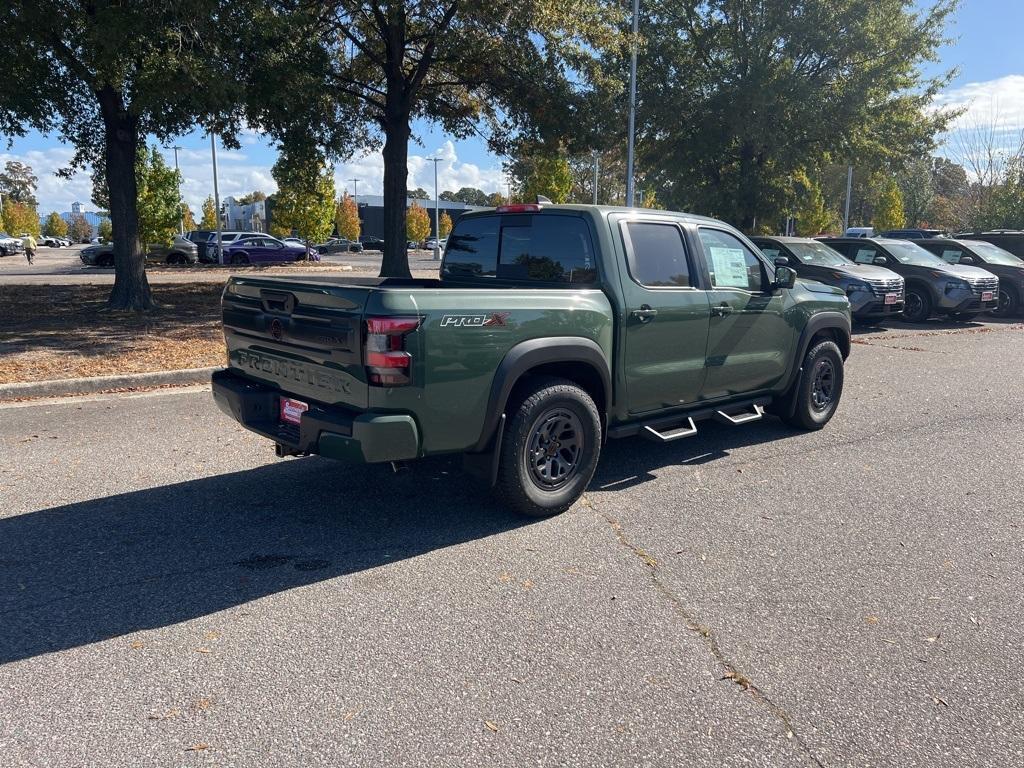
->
496;376;601;518
783;340;844;431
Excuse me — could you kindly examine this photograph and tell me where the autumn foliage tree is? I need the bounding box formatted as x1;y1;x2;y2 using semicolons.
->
270;147;336;252
872;178;906;232
182;205;197;232
1;201;40;236
68;213;92;242
98;218;113;242
200;196;219;229
43;211;68;238
406;202;431;245
439;212;453;238
335;193;361;240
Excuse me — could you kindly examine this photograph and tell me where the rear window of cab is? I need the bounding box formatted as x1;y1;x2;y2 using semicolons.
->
443;214;597;285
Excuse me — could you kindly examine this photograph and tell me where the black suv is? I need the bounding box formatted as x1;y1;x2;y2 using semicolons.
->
952;230;1024;260
751;236;905;322
821;237;999;323
915;238;1024;317
878;228;947;239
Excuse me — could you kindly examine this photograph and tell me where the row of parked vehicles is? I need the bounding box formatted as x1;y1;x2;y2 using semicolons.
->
752;231;1024;322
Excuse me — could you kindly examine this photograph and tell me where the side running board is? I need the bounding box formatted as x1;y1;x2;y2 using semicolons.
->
714;403;765;426
643;417;698;442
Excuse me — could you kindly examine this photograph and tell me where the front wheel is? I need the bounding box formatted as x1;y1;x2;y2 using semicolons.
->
783;340;844;431
496;377;602;518
902;287;932;323
992;286;1018;317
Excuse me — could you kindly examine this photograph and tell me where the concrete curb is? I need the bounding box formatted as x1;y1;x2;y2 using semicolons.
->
0;367;219;402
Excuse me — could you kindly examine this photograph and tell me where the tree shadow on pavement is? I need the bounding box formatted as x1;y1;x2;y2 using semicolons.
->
0;454;527;665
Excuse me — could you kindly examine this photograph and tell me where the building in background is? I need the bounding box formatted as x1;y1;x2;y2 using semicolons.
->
222;196;267;232
58;202;102;238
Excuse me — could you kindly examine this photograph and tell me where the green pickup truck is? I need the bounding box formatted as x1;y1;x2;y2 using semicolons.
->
212;203;851;516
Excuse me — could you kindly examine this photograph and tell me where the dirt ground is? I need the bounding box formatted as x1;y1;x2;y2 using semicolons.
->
0;284;225;384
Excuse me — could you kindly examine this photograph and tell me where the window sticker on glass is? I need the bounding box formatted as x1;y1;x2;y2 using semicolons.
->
940;249;962;264
708;246;749;287
854;249;876;264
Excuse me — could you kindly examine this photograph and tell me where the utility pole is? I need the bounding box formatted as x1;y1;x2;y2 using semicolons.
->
172;146;183;235
625;0;640;207
592;150;600;205
426;158;442;260
843;164;853;232
210;133;223;264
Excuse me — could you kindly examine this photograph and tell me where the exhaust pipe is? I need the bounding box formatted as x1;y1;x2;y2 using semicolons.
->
274;442;304;458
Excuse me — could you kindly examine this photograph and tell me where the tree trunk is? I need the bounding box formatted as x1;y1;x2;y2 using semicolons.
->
99;86;153;311
379;107;413;279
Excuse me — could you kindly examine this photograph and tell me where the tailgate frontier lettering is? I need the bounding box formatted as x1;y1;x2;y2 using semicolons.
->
235;349;354;395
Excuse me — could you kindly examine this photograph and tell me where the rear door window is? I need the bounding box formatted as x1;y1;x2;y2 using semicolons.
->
498;215;596;284
442;216;499;278
622;221;692;287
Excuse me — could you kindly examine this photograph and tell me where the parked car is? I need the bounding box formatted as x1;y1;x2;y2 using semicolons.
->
843;227;875;238
878;228;947;239
751;236;904;322
79;236;200;267
359;236;385;251
952;230;1024;260
186;230;264;263
146;235;200;265
212;202;852;517
221;235;319;265
0;231;25;256
424;237;447;251
821;237;999;323
38;235;62;247
317;238;364;254
915;238;1024;317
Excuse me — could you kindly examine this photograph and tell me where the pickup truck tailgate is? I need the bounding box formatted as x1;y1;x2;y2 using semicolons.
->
222;276;370;409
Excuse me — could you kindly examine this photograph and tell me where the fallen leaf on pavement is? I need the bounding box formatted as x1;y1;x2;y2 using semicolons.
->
484;720;499;733
130;641;144;650
195;648;212;654
184;743;209;752
864;615;879;625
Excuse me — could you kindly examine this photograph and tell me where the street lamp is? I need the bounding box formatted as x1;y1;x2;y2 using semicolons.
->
172;146;183;235
426;157;442;260
625;0;640;207
210;133;223;264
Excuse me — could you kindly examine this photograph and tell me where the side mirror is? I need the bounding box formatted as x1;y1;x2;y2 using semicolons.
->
773;256;789;267
959;255;974;265
774;265;797;290
873;256;888;266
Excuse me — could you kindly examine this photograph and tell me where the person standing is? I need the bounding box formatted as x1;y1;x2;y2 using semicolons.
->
22;233;37;265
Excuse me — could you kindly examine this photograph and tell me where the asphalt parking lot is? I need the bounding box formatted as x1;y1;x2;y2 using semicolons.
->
0;245;441;284
1;318;1022;766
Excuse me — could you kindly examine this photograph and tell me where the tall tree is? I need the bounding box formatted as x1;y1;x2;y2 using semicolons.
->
270;147;336;252
98;218;113;242
0;1;248;309
68;213;93;242
439;211;453;238
1;201;40;236
406;201;431;244
200;196;219;229
407;187;430;200
0;161;38;206
897;158;936;228
872;178;905;231
245;0;621;277
182;204;197;232
336;193;362;240
135;146;182;246
43;211;69;238
510;146;574;203
639;0;957;231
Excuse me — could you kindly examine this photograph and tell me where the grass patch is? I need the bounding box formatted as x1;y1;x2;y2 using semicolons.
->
0;284;225;384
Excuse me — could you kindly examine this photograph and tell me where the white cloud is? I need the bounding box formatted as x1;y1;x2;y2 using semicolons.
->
0;146;93;215
933;74;1024;132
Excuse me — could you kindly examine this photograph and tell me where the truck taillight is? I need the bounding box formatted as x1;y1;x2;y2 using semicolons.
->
365;316;421;386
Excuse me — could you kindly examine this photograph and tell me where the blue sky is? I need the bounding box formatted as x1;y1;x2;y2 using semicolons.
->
2;0;1022;216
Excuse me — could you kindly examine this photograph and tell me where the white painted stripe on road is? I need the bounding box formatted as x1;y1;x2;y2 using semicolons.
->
0;384;211;409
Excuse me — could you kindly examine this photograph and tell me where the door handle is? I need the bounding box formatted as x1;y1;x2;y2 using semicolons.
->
631;305;658;323
711;303;733;317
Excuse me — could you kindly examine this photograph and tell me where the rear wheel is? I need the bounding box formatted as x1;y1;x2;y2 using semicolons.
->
783;340;844;431
496;377;601;518
97;254;114;268
230;252;249;265
902;286;932;323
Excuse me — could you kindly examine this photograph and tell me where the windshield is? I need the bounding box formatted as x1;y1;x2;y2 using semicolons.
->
884;241;949;267
786;242;852;267
969;242;1024;266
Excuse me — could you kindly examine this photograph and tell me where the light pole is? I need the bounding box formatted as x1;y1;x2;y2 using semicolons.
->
625;0;640;207
210;133;223;264
592;150;600;205
426;157;442;260
172;146;183;235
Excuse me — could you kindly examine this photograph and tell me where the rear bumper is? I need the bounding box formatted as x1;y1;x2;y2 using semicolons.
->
211;369;419;463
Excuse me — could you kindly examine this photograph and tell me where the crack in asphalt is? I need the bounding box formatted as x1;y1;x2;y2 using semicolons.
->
580;494;826;768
